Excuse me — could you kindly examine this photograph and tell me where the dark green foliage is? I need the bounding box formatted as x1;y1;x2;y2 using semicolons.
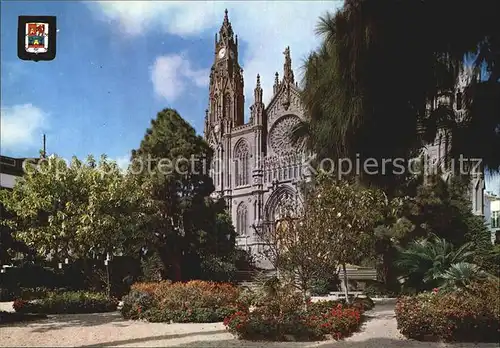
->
299;0;500;196
309;274;340;296
362;281;395;297
0;264;64;301
374;175;496;290
395;236;479;292
139;251;164;282
0;204;34;265
130;109;240;281
133;306;239;323
13;291;118;314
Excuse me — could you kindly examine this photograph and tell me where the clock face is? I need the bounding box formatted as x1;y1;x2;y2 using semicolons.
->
218;47;226;58
214;124;220;133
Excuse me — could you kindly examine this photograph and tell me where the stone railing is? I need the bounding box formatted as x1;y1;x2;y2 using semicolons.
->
262;152;305;183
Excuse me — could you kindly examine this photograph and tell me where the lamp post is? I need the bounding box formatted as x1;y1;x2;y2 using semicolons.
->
104;252;112;298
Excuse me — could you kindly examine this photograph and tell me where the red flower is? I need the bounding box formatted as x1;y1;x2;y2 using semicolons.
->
432;288;439;293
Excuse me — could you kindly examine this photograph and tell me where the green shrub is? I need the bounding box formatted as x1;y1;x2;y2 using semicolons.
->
309;275;340;296
13;291;118;314
395;280;499;342
121;280;242;323
363;281;395;297
224;301;363;341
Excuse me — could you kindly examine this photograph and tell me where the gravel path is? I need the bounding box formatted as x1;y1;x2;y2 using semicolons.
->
0;302;497;347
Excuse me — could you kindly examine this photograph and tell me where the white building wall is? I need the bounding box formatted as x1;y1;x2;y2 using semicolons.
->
0;173;18;189
485;193;500;243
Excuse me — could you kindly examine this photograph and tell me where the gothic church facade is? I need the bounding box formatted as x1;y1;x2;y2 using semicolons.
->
203;11;486;266
203;11;309;265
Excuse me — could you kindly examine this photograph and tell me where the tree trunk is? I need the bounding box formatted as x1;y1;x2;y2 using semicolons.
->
342;263;350;304
158;247;182;281
300;276;309;311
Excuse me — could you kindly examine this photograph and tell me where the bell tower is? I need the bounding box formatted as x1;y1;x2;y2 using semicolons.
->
205;9;244;137
204;9;245;200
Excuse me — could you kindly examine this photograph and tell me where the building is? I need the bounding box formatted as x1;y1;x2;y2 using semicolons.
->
203;11;309;267
203;11;487;268
0;156;29;189
485;192;500;244
423;66;485;217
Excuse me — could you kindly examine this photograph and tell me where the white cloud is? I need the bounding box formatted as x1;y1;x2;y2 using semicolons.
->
112;154;131;172
150;54;209;101
89;1;340;107
0;104;47;152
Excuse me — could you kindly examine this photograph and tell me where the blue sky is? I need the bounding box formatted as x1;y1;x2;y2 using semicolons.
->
1;1;498;193
1;1;337;165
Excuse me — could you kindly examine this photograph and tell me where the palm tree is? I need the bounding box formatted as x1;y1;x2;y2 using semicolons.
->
436;262;494;292
297;1;500;194
395;235;477;291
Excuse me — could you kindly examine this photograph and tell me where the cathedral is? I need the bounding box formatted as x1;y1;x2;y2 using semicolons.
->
203;11;486;266
203;11;309;266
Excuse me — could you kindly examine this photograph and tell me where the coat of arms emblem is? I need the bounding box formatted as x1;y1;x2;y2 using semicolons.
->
18;16;57;61
25;22;49;53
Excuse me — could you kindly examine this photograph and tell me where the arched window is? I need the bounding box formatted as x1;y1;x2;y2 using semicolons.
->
234;140;250;186
237;203;248;236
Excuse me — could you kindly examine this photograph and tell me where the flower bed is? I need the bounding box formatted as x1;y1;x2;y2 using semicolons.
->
121;280;242;323
395;280;499;342
13;291;118;314
224;300;363;341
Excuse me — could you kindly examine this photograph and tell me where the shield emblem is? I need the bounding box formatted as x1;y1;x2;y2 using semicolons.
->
18;16;56;61
25;22;49;53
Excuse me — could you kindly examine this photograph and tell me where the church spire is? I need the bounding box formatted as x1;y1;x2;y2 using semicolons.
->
218;8;234;41
254;74;263;103
283;46;294;84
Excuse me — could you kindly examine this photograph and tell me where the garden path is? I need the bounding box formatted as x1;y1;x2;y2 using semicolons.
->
0;301;497;347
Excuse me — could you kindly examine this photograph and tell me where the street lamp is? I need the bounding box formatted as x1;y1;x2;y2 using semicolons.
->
105;252;112;298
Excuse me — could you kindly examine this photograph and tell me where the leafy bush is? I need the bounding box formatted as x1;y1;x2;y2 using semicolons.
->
309;274;340;296
121;280;242;323
13;291;118;314
395;280;499;342
363;281;395;297
224;301;363;341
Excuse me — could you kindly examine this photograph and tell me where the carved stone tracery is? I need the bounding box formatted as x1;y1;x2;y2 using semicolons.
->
268;115;302;155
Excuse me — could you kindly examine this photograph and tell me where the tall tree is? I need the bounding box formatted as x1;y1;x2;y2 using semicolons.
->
311;175;386;301
130;108;236;281
0;155;141;260
297;0;500;193
253;192;339;303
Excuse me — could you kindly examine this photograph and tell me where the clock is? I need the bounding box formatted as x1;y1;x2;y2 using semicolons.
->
218;47;226;59
214;124;220;133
